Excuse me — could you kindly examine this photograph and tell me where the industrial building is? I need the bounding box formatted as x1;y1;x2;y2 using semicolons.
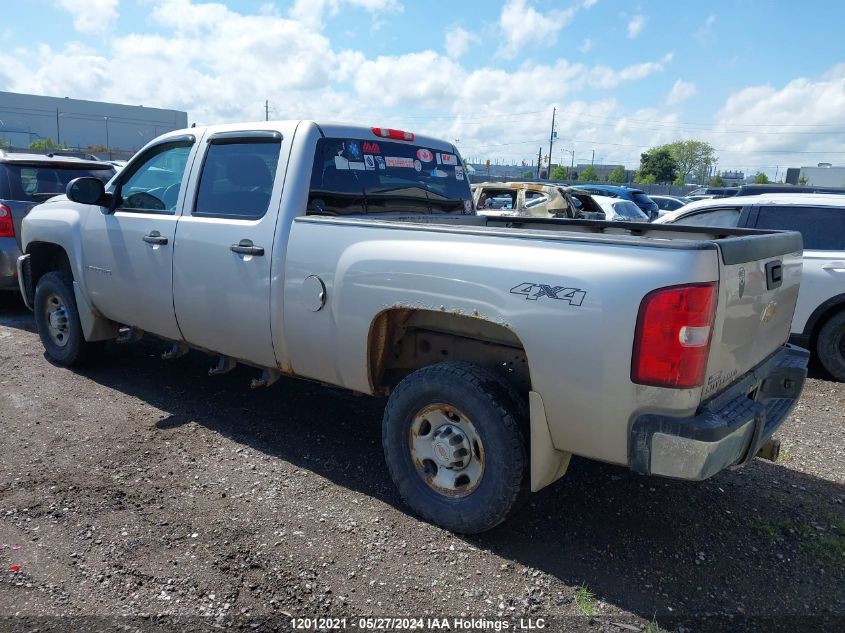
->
785;163;845;187
0;90;188;159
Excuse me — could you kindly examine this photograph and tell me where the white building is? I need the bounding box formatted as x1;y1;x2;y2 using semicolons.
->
796;163;845;187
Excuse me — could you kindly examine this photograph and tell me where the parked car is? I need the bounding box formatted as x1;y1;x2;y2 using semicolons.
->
576;185;659;220
472;182;604;219
686;186;739;200
591;195;649;222
0;150;116;294
651;195;691;215
734;184;845;197
656;194;845;381
18;122;808;533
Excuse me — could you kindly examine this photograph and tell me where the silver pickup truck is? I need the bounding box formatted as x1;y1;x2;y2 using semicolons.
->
17;121;809;533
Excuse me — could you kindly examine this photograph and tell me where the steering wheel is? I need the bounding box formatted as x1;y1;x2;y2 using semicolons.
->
162;183;181;209
124;191;165;211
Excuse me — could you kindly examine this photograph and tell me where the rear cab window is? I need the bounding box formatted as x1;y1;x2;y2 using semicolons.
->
309;138;472;215
678;207;741;228
755;206;845;250
3;162;114;203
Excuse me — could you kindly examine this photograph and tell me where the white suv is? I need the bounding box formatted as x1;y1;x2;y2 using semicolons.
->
656;194;845;381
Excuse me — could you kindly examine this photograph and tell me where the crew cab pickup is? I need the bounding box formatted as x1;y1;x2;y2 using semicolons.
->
18;121;809;533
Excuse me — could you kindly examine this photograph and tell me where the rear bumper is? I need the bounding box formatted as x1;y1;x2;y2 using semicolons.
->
629;344;809;480
0;237;21;290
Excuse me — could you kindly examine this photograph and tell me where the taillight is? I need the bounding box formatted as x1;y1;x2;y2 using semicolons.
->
0;204;13;238
631;282;718;389
371;127;415;142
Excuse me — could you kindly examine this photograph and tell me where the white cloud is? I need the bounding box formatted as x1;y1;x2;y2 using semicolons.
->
288;0;402;30
55;0;119;33
497;0;578;58
444;26;479;59
696;14;716;42
578;38;592;53
666;79;697;105
627;14;646;39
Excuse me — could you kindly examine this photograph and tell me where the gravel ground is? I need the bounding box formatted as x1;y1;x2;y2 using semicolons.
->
0;293;843;633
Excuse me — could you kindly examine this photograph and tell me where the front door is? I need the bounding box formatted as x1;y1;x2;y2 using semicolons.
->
82;137;197;340
172;130;287;367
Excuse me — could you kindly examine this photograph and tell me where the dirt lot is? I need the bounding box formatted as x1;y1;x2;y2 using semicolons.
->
0;293;843;632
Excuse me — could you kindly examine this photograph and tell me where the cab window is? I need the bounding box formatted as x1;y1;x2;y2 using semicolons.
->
118;141;193;213
677;208;741;228
755;206;845;250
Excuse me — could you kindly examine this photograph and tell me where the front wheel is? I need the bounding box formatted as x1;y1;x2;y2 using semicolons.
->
33;271;98;366
817;310;845;382
382;361;528;533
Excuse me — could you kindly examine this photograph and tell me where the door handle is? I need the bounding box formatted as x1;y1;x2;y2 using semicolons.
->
142;231;168;245
230;239;264;256
821;262;845;271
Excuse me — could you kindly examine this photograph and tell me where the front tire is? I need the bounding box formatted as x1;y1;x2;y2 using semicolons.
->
382;361;528;533
33;271;98;366
817;310;845;382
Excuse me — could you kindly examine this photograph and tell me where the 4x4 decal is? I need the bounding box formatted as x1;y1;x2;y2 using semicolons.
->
510;283;586;305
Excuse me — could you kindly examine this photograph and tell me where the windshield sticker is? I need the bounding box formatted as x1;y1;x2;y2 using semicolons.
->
375;156;386;170
464;200;473;214
439;153;458;166
364;155;376;170
414;160;422;172
363;141;381;154
386;156;415;168
431;168;447;178
455;166;464;181
334;156;350;170
417;148;434;162
349;161;366;170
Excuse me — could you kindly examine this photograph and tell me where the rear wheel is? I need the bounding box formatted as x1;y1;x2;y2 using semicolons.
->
816;310;845;382
382;361;528;533
33;271;99;366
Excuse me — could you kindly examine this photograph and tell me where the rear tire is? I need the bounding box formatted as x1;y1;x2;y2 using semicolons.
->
33;271;99;366
382;361;528;534
816;310;845;382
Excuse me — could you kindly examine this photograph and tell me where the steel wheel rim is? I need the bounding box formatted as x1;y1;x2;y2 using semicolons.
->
409;403;485;497
43;292;70;348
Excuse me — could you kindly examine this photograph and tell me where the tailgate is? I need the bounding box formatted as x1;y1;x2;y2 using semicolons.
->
703;231;803;399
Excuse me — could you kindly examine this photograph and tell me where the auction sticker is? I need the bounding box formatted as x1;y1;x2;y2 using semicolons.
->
386;156;415;168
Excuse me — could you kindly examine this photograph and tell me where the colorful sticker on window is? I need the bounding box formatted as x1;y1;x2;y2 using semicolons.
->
455;166;464;181
439;153;458;166
385;156;415;168
363;141;381;154
431;168;447;178
364;155;376;170
375;156;386;170
417;148;434;162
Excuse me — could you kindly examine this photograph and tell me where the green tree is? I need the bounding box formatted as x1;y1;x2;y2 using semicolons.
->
29;138;66;151
579;165;598;182
708;174;725;186
663;140;717;183
673;174;686;186
638;147;678;183
607;165;627;183
550;165;568;180
633;171;657;185
520;170;535;179
798;174;809;185
753;172;770;184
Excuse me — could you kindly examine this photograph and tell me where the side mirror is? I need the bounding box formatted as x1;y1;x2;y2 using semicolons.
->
66;177;110;208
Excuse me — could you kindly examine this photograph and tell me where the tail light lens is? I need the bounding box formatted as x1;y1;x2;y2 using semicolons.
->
371;127;415;142
0;204;13;238
632;282;718;389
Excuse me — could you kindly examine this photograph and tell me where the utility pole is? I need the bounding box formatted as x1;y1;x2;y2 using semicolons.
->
537;147;542;179
265;100;270;121
547;107;556;180
591;149;595;166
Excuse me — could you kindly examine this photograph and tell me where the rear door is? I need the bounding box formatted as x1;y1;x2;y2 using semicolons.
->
753;205;845;333
82;136;197;340
172;129;290;367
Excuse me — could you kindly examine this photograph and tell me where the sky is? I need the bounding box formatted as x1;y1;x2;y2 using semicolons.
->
3;0;845;179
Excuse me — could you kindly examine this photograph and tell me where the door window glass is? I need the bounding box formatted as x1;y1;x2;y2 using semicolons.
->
678;208;741;228
194;140;281;219
119;142;193;213
756;206;845;250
